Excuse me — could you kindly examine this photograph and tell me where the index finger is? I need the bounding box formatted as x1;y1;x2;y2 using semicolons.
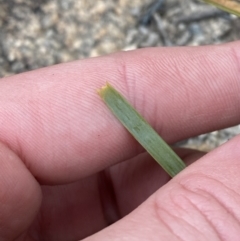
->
0;42;239;184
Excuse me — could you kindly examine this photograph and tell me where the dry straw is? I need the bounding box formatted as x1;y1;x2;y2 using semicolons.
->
203;0;240;16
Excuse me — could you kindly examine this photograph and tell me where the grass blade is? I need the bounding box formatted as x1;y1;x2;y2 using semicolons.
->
98;83;186;177
203;0;240;16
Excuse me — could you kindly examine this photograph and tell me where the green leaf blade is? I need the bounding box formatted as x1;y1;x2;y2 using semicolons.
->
98;83;186;177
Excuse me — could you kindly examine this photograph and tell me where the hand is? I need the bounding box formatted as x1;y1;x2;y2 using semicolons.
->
0;41;239;241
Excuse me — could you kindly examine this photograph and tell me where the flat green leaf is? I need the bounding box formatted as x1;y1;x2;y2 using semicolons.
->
98;83;186;177
203;0;240;16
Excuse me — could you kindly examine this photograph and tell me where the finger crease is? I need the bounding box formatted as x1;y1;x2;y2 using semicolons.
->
98;170;121;226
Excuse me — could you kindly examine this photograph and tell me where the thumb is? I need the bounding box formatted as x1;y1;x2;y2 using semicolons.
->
84;135;240;241
0;142;41;240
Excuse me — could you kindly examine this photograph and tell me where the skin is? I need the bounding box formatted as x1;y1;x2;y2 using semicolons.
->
0;41;239;241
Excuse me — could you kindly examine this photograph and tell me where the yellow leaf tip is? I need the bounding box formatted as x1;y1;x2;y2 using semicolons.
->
97;82;109;97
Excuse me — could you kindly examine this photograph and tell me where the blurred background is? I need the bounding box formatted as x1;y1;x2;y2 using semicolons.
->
0;0;239;150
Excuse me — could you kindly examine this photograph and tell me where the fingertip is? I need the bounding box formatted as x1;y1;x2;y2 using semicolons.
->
0;142;41;240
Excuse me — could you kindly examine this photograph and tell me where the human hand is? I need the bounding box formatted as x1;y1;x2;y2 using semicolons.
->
0;41;239;241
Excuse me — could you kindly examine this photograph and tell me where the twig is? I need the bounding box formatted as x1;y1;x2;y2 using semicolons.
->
139;0;165;26
153;13;172;46
173;9;228;24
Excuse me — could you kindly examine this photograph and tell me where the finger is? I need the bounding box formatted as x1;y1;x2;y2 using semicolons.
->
0;42;239;184
29;176;106;241
84;135;240;241
0;142;41;240
28;148;204;241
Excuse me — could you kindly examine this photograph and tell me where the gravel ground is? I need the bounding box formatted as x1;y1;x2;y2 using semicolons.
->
0;0;239;151
0;0;150;76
